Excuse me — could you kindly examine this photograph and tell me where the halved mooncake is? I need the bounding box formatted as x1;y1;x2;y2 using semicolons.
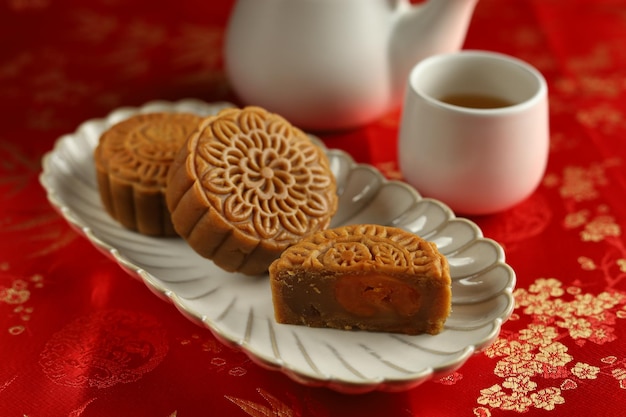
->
269;224;451;335
166;106;338;275
94;112;203;236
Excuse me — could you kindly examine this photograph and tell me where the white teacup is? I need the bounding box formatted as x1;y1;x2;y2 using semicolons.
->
398;50;549;215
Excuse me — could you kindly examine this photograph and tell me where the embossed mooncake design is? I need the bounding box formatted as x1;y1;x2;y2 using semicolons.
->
166;106;338;275
269;224;452;335
95;112;203;236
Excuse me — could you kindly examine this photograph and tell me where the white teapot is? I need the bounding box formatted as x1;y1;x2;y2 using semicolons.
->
224;0;479;130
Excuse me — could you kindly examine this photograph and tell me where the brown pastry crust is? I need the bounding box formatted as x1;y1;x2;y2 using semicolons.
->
166;106;338;275
94;112;203;236
269;224;452;335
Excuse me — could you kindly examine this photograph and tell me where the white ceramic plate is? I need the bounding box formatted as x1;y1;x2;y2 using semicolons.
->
40;99;515;393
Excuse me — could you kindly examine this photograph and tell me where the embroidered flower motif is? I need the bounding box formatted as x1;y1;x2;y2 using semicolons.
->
558;165;603;201
529;278;564;297
502;375;537;394
0;279;29;304
518;324;558;346
564;210;590;229
556;316;593;339
477;384;507;408
0;273;42;336
581;215;621;242
494;356;542;378
535;343;573;367
530;387;565;411
226;388;297;417
501;392;533;412
571;362;600;379
436;372;463;385
578;256;597;270
477;278;626;413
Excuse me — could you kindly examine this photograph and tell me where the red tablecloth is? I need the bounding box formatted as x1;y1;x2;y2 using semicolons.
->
2;0;626;416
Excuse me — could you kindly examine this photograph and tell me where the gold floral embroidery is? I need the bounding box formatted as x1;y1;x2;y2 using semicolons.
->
612;368;626;389
475;278;626;413
580;215;621;242
577;104;626;133
556;74;624;98
0;279;30;305
529;387;565;411
567;44;612;73
571;362;600;379
558;164;608;202
0;272;42;335
226;388;293;417
564;210;591;229
578;256;597;270
435;371;463;385
178;332;251;377
528;278;564;297
560;205;626;287
546;160;622;205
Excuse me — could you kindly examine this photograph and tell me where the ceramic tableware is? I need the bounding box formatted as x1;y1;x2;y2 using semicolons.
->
398;50;549;215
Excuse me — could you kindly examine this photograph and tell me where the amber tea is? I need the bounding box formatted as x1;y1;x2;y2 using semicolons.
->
438;93;513;109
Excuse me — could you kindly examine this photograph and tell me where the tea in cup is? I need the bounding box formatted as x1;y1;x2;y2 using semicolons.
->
398;50;549;215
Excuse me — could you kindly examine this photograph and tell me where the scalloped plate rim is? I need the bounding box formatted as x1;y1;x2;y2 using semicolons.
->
39;99;516;394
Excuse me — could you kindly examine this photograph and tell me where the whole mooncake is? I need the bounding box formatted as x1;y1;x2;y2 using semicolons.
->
269;224;452;335
95;112;203;236
165;106;338;275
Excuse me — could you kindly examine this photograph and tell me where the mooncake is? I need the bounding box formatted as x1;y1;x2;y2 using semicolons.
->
269;224;451;335
94;112;203;236
165;106;338;275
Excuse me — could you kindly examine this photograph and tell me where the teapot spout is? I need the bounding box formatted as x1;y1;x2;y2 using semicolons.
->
390;0;479;106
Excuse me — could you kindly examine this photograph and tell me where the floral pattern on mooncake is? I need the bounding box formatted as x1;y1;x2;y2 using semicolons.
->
97;113;202;187
166;106;338;275
269;224;451;335
94;112;203;236
194;107;335;240
278;224;444;274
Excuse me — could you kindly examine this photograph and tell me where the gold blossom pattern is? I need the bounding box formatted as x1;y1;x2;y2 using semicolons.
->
226;388;294;417
474;278;626;413
1;1;626;415
0;272;43;336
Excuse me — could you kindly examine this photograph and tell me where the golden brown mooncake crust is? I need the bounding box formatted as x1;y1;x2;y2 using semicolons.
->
165;106;338;276
94;112;203;236
269;224;452;335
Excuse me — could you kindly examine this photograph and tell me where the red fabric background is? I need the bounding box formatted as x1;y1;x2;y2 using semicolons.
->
2;0;626;416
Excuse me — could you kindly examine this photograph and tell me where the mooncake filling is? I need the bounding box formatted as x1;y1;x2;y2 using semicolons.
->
269;224;452;335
